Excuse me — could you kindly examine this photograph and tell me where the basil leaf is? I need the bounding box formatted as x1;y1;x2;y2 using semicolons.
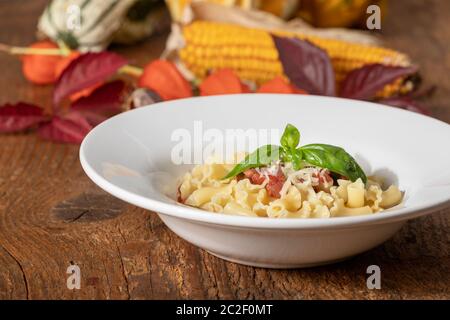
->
222;145;281;179
291;149;303;170
281;148;303;170
280;123;300;150
279;146;289;163
299;144;367;183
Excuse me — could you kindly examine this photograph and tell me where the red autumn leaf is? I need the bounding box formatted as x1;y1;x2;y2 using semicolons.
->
340;64;419;100
38;111;92;144
379;96;431;115
272;35;335;96
409;85;436;100
71;80;126;126
53;52;127;107
0;102;47;133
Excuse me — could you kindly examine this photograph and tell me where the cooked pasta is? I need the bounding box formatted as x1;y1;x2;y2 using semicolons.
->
178;159;403;218
177;124;403;218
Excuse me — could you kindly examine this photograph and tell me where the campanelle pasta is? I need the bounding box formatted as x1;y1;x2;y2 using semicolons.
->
178;124;404;218
178;160;403;219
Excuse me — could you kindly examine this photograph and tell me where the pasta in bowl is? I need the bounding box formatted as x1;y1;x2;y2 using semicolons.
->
79;94;450;268
178;124;403;218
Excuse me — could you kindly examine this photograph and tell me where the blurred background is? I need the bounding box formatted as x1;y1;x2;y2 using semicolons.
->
0;0;448;120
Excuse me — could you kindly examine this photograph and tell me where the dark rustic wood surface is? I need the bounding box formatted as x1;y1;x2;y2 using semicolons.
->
0;0;449;300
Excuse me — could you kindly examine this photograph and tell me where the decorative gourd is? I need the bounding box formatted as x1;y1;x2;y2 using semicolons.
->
112;0;170;45
37;0;168;51
297;0;387;28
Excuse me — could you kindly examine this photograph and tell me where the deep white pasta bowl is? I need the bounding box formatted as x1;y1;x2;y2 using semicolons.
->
80;94;450;268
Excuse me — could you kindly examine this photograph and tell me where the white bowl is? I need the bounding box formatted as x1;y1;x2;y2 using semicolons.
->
80;94;450;268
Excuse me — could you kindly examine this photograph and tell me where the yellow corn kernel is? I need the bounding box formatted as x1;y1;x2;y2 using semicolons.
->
180;21;413;95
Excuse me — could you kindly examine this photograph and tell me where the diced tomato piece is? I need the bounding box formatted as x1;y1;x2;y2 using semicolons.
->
244;168;285;198
312;170;334;192
313;171;333;184
266;170;286;198
243;169;266;185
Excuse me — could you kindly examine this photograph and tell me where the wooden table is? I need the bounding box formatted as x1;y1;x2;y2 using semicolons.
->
0;0;448;300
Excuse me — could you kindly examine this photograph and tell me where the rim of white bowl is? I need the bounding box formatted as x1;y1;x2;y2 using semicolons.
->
79;94;450;230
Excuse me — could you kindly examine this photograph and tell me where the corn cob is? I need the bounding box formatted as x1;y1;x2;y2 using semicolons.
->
179;21;413;97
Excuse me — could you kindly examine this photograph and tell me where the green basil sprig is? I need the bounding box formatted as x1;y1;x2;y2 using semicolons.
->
223;124;367;183
223;145;281;180
279;123;303;170
299;144;367;183
280;123;300;151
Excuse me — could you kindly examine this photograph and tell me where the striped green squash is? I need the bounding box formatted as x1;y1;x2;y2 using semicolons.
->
37;0;138;51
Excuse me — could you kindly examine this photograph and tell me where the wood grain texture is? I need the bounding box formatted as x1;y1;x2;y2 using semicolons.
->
0;0;448;300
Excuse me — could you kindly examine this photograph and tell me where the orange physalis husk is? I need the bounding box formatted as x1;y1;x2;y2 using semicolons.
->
21;40;64;85
257;76;308;94
200;69;250;96
138;59;192;100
